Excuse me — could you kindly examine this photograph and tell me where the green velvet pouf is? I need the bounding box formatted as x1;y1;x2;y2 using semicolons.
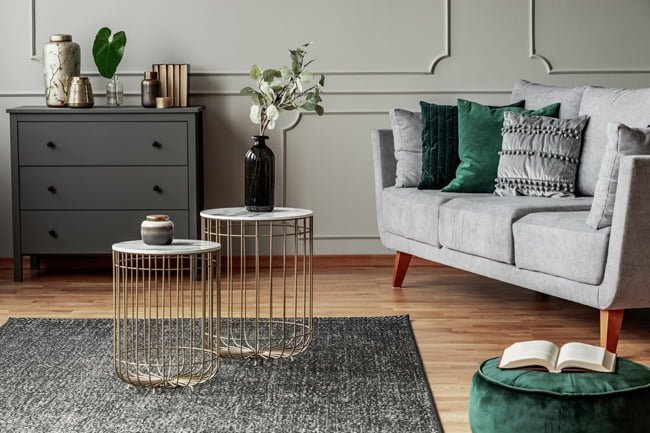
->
469;357;650;433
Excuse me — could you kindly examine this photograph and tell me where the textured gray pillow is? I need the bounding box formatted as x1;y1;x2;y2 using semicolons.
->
576;86;650;196
586;122;650;229
389;109;422;187
511;79;587;119
495;112;589;197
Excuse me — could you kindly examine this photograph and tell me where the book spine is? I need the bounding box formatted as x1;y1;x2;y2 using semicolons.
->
180;64;188;107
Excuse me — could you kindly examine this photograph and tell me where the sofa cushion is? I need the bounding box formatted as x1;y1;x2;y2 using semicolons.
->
438;196;593;264
389;109;422;187
511;79;587;119
495;112;589;198
443;100;560;193
514;211;610;285
577;87;650;196
587;123;650;229
418;102;460;190
381;187;490;247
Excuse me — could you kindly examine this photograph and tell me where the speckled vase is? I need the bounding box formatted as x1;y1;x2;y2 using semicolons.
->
43;34;80;107
141;215;174;245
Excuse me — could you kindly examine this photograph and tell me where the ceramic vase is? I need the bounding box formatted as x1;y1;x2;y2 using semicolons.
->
245;135;275;212
141;215;174;245
43;34;80;107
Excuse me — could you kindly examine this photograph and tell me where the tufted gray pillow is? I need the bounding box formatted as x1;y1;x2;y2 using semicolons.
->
495;112;589;197
586;122;650;229
389;109;422;187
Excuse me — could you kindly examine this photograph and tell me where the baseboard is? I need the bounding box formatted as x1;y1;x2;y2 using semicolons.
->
0;254;444;270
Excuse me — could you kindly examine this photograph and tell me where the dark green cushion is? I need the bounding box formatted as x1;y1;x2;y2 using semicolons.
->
418;100;525;190
442;100;560;193
469;357;650;433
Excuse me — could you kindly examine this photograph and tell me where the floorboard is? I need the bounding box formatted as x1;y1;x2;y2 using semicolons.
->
1;263;648;433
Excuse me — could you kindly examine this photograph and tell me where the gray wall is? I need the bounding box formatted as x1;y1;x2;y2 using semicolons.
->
2;0;650;256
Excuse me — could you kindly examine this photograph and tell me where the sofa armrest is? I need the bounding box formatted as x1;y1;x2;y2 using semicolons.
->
371;129;396;237
600;155;650;309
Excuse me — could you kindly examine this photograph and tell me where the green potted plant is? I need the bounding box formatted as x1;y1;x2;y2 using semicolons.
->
92;27;127;106
240;43;325;211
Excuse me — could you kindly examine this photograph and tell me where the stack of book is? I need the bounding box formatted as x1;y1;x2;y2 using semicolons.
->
152;64;189;107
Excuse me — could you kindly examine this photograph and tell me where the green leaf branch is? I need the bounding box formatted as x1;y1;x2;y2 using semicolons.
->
241;43;325;135
92;27;127;79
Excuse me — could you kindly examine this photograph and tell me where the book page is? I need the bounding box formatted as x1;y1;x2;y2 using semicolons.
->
557;342;615;372
499;340;559;371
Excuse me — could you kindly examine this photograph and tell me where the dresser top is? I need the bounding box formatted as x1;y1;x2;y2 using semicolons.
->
6;106;204;114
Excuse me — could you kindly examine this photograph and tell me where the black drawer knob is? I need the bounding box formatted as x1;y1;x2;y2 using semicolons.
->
47;185;57;194
153;185;163;193
48;230;58;239
46;141;56;149
152;141;162;148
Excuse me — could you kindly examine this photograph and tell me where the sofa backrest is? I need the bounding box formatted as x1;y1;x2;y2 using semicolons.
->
577;87;650;196
511;79;586;119
511;80;650;196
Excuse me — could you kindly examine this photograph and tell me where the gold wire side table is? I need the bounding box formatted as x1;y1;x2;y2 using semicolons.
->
201;207;313;359
112;239;221;387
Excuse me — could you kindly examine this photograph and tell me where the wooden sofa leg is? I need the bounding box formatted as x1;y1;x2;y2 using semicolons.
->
392;252;412;288
600;309;624;353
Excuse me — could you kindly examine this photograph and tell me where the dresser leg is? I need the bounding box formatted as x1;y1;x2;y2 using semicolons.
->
30;255;41;270
13;256;23;282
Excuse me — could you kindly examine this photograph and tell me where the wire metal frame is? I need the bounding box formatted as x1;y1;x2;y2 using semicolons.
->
202;215;313;359
112;250;220;387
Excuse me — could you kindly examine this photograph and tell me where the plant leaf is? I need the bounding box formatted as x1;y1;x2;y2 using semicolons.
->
262;68;280;83
300;70;314;83
315;104;324;116
92;27;127;79
240;86;257;96
319;75;325;87
301;101;317;111
280;66;293;80
249;64;261;80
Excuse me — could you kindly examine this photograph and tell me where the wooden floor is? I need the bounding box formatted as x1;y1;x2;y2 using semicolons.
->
1;261;649;433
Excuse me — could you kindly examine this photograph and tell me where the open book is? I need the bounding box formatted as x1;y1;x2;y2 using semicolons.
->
498;340;616;373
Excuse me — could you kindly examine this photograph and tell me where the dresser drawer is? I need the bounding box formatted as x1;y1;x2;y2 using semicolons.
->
21;210;189;254
20;166;188;210
18;121;187;166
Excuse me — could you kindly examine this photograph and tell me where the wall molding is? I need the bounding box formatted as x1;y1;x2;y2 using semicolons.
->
529;0;650;75
280;110;387;241
29;0;451;76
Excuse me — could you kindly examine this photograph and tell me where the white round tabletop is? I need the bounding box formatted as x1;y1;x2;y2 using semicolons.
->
112;239;221;255
200;207;313;221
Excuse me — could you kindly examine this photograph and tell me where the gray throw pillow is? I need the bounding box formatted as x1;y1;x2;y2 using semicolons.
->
586;122;650;229
495;112;589;197
389;109;422;187
511;79;587;119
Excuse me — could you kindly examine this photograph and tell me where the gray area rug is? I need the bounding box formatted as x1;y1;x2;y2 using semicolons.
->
0;316;442;433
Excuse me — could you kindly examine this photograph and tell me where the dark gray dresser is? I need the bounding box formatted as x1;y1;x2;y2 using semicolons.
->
7;106;204;281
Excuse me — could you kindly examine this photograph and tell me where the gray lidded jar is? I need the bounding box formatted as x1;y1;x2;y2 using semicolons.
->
141;215;174;245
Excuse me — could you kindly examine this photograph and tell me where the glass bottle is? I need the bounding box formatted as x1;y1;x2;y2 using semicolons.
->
245;135;275;212
107;75;124;106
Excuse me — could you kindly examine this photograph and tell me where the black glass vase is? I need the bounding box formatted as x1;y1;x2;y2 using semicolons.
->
245;135;275;212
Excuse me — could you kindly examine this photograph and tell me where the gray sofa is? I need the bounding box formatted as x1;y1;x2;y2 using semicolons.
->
372;81;650;353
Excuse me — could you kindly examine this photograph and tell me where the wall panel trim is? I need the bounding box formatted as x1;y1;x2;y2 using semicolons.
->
529;0;650;75
29;0;451;76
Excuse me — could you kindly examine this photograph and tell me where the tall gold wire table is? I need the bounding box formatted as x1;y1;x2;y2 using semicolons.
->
112;239;221;387
201;207;313;359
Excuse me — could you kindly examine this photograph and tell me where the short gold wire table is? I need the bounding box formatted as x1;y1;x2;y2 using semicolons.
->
201;207;313;359
112;239;221;387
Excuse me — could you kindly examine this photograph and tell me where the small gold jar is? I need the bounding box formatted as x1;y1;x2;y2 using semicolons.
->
67;76;94;108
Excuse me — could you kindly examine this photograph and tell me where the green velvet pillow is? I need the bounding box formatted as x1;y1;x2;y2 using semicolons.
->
442;100;560;193
418;100;525;190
